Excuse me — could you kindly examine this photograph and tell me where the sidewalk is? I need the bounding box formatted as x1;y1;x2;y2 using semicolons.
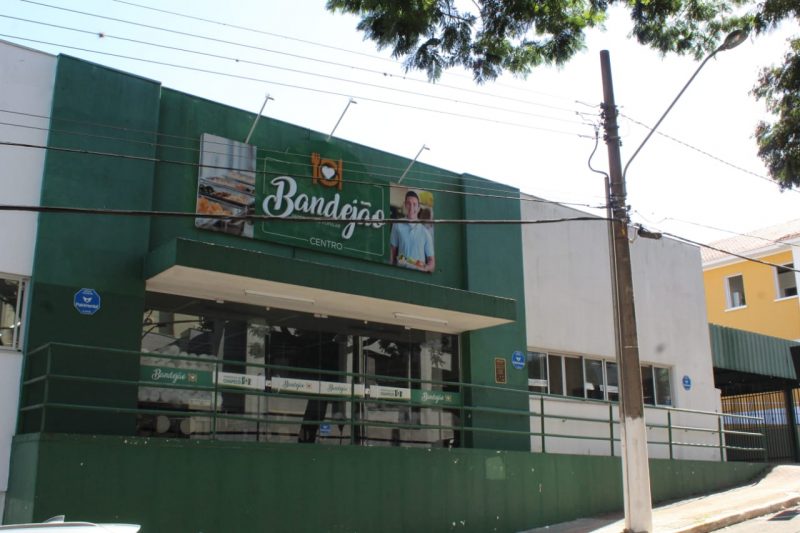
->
523;464;800;533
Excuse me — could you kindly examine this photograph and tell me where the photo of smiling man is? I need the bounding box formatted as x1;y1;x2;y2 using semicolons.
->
389;186;435;273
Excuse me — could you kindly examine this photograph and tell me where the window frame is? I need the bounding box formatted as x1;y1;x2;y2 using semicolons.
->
724;274;747;309
774;263;798;300
583;357;605;400
640;364;673;407
526;351;548;393
528;351;620;402
0;275;28;352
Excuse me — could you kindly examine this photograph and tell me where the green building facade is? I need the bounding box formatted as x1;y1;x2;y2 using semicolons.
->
2;50;765;532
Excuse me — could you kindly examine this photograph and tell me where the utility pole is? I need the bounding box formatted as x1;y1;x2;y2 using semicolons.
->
600;50;653;533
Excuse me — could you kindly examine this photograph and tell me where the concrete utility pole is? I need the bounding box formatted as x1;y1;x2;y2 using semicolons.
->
600;50;653;533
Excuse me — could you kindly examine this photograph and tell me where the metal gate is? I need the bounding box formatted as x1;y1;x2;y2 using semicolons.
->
721;390;798;462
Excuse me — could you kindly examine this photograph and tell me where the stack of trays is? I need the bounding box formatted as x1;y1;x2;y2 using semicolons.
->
195;171;256;235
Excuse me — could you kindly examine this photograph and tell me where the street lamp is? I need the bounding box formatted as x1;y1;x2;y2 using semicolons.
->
623;29;749;180
600;29;747;533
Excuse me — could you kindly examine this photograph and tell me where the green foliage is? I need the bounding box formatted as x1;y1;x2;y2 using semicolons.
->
753;38;800;189
327;0;800;189
327;0;607;82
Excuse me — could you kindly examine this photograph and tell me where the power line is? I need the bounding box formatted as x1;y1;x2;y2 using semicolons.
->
658;216;800;250
0;15;587;127
112;0;402;65
620;112;800;194
102;0;585;108
2;201;794;274
0;32;594;142
633;209;800;257
17;1;581;115
0;108;556;192
15;3;792;216
0;139;607;210
661;231;800;273
0;203;612;225
0;109;602;204
0;108;607;204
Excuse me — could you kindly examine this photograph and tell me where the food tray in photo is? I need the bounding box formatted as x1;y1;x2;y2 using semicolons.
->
202;174;256;195
198;181;255;207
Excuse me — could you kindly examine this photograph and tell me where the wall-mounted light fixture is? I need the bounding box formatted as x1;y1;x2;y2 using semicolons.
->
243;289;315;305
393;312;448;326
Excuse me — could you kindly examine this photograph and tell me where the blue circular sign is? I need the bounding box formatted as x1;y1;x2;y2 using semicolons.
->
682;375;692;391
511;350;525;370
74;288;101;316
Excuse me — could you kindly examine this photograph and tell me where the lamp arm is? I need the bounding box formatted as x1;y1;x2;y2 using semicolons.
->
622;47;721;180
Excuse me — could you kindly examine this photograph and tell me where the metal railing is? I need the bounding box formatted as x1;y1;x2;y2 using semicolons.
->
18;343;767;460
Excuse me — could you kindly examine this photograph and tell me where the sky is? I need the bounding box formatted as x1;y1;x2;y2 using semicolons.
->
1;0;798;245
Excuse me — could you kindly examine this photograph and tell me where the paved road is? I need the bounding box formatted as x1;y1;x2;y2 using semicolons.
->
715;506;800;533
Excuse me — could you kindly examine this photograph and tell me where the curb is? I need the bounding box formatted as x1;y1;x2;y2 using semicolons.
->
668;495;800;533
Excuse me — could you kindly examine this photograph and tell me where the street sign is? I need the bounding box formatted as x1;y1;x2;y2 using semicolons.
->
319;423;332;436
511;350;525;370
682;375;692;391
73;288;101;315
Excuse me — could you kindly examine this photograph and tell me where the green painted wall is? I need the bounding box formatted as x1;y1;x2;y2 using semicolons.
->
4;434;765;532
20;56;161;435
146;88;530;450
149;88;467;288
18;56;526;445
462;175;529;450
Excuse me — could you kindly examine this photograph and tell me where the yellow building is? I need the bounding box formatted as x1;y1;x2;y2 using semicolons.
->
702;219;800;341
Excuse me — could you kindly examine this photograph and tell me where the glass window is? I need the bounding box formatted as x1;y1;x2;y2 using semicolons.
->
605;362;619;402
641;365;655;405
776;263;797;298
139;293;460;449
726;275;746;308
584;359;604;400
564;357;583;398
528;352;621;403
527;351;548;393
0;277;26;351
654;367;672;406
548;355;563;396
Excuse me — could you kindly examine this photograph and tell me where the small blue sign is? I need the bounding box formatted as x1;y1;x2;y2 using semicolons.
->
74;288;101;316
682;375;692;391
511;351;525;370
319;423;332;436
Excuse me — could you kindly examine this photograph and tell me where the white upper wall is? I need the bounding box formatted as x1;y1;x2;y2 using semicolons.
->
521;197;718;412
0;41;56;277
521;199;615;357
0;41;55;504
629;231;718;410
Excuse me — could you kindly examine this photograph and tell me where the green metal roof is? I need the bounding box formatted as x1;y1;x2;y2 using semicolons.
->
710;324;799;380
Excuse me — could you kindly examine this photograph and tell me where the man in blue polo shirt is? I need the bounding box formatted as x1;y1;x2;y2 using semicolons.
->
390;190;435;272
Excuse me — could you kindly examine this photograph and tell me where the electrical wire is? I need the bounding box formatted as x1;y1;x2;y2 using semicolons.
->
661;231;800;273
586;126;609;182
1;201;794;274
0;204;613;225
98;0;584;107
16;1;581;114
620;112;800;194
0;111;607;206
0;139;608;210
0;31;594;142
14;1;792;204
0;15;587;127
656;216;800;250
0;107;592;196
0;107;604;204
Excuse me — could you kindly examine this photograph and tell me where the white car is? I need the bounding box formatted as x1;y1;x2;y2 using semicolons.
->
0;516;140;532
